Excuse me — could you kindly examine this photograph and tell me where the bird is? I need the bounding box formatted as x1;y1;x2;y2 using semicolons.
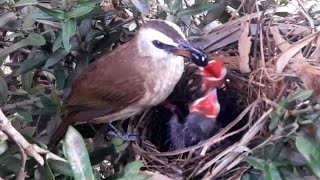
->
48;19;208;147
169;89;220;150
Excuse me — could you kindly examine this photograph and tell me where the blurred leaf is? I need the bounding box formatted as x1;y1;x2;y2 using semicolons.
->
15;0;38;7
48;159;73;176
62;19;76;51
20;127;37;136
263;162;282;180
31;9;59;20
117;161;149;180
287;90;313;103
245;156;264;170
79;19;92;39
52;32;63;52
89;147;116;165
66;6;93;18
54;65;67;90
0;141;8;156
14;50;48;76
14;109;33;122
26;33;46;47
21;71;33;91
308;2;320;15
0;76;8;104
269;112;281;131
0;12;16;27
296;136;320;177
35;159;55;180
45;48;68;68
130;0;149;15
39;96;59;114
176;2;218;17
165;0;181;13
4;32;24;41
37;5;65;19
63;126;94;180
264;142;283;161
28;85;45;95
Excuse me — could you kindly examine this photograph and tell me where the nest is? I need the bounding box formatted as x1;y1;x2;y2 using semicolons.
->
125;8;320;179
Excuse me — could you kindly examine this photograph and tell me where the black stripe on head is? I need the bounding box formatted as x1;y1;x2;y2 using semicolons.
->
143;20;185;44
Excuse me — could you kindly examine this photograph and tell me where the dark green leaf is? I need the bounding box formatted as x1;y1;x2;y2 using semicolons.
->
37;5;65;19
269;111;281;131
54;65;67;90
45;48;68;68
25;33;46;47
35;159;55;180
63;126;95;180
263;162;282;180
130;0;149;15
62;19;76;51
21;71;33;91
47;159;73;176
52;32;63;52
79;19;92;39
39;96;58;114
14;109;33;122
0;76;8;104
28;85;45;95
13;50;48;76
296;136;320;177
20;127;37;137
0;12;16;27
264;142;283;161
176;2;218;17
66;6;93;18
288;90;313;102
0;141;8;156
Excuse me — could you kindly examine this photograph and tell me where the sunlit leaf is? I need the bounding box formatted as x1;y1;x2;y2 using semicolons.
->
130;0;149;15
62;19;76;51
63;126;95;180
66;6;93;18
37;5;65;19
0;76;8;104
296;136;320;177
45;48;68;68
176;2;218;17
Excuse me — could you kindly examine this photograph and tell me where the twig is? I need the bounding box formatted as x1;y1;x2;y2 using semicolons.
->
16;144;27;180
1;97;41;112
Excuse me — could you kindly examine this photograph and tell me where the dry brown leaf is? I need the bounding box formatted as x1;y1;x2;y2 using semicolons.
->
275;32;319;73
290;58;320;97
238;20;251;73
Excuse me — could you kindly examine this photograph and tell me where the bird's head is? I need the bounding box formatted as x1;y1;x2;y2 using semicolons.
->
199;57;227;92
136;20;208;67
189;89;220;119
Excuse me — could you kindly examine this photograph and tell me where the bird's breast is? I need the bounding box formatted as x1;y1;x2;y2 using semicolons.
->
140;56;185;106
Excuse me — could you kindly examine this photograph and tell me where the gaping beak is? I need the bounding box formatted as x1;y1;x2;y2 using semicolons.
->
199;59;227;92
189;89;220;119
170;40;208;67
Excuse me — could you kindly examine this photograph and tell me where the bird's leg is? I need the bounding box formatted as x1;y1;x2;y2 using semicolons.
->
106;123;142;141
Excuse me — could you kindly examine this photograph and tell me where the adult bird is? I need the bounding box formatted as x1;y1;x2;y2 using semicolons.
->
48;19;208;147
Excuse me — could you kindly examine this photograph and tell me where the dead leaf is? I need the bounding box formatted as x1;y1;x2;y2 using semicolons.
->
290;58;320;97
275;32;319;73
238;20;251;73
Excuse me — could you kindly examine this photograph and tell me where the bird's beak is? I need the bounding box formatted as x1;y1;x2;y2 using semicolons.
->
170;40;208;67
190;89;220;119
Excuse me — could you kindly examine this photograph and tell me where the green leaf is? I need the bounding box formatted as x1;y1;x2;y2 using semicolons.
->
14;109;33;122
47;159;73;176
45;48;68;68
21;71;33;91
130;0;149;15
52;32;63;52
264;142;283;161
62;19;76;51
15;0;38;7
0;76;8;104
0;12;16;27
269;111;281;131
244;156;264;170
0;141;8;156
263;162;282;180
13;50;47;76
288;90;313;102
123;161;143;176
54;65;67;90
37;5;65;19
63;126;94;180
66;6;93;18
35;158;55;180
296;136;320;177
176;2;218;17
25;33;46;47
165;0;181;13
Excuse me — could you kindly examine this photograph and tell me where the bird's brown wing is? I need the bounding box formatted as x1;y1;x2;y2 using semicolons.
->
65;42;148;116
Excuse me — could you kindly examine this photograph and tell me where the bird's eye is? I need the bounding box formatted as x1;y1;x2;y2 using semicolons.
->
152;40;167;49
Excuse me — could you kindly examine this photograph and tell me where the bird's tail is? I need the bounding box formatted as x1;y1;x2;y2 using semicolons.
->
48;113;76;149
